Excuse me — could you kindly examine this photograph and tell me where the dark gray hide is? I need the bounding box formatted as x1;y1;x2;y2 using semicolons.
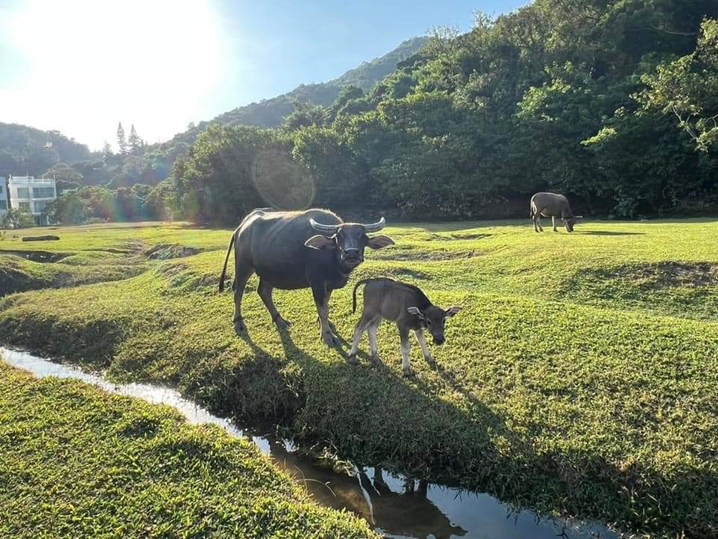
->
530;192;578;233
349;278;461;376
219;208;394;345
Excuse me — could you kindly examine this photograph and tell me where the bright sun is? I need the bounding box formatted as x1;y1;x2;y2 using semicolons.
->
0;0;224;149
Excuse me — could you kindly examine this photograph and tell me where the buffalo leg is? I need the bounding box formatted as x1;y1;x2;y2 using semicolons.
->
312;283;339;346
257;279;291;329
532;215;541;232
232;260;254;335
535;214;544;232
415;329;436;369
399;325;413;376
315;290;337;332
552;216;558;232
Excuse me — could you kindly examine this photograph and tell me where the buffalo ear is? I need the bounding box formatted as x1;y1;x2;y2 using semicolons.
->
407;306;424;319
305;235;337;250
367;235;395;250
445;306;462;317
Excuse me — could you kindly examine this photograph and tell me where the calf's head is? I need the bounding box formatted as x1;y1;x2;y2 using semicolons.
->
305;218;394;270
407;305;462;345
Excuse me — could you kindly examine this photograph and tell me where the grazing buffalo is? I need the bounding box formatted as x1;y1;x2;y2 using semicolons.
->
530;192;580;233
219;208;394;345
349;278;461;376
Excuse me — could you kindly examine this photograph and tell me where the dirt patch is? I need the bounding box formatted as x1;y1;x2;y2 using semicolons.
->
429;233;490;241
385;267;432;280
0;250;69;263
378;249;480;261
22;235;60;242
145;243;201;260
599;261;718;287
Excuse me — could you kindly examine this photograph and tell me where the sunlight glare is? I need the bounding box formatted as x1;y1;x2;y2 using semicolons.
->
0;0;225;149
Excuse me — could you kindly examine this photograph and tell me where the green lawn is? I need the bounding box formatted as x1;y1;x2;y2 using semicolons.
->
0;361;376;538
1;219;717;538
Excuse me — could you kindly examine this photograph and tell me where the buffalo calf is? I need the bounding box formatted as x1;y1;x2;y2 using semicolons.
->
349;278;461;376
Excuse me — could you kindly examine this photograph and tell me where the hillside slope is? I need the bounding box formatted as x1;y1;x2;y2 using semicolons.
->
0;122;91;177
156;36;428;150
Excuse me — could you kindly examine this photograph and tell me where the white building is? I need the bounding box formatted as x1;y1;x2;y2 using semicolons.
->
8;175;57;226
0;177;8;221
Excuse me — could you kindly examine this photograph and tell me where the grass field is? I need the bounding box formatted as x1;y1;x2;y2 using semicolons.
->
0;361;376;538
1;219;717;538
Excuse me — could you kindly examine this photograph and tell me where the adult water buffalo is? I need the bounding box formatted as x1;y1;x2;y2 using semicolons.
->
219;208;394;345
530;192;580;233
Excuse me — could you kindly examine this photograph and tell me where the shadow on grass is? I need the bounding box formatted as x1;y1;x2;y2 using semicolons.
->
211;327;717;537
581;231;645;236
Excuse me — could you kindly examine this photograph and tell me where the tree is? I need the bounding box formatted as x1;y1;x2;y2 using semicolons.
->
1;208;35;229
173;125;287;225
117;122;128;155
642;18;718;152
44;192;87;224
128;124;144;155
42;162;83;184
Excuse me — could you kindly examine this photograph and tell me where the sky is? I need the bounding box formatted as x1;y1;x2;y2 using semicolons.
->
0;0;528;150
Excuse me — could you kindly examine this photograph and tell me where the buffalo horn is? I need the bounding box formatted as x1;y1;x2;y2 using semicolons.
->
309;218;340;234
362;217;386;233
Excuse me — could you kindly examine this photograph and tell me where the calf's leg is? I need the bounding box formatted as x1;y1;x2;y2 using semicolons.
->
368;318;381;363
415;329;437;369
348;314;373;364
398;325;413;377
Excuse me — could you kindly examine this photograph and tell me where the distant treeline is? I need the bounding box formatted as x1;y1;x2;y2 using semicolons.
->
155;0;718;225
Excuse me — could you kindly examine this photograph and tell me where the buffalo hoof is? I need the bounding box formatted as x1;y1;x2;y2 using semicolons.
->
426;360;438;370
316;318;337;333
347;354;358;365
322;332;340;347
234;320;247;335
274;316;292;330
370;354;382;365
403;367;414;377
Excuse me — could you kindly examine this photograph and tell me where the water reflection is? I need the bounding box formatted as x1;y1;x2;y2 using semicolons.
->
1;347;618;539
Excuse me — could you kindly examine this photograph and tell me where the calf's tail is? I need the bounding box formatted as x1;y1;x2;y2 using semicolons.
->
352;279;372;313
218;233;235;293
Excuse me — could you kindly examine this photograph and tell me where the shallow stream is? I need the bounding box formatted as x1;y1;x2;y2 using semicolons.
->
2;347;618;539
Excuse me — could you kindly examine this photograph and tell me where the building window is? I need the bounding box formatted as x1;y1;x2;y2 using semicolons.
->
33;187;55;198
0;200;7;210
0;185;4;194
19;201;31;211
17;187;30;199
34;201;49;213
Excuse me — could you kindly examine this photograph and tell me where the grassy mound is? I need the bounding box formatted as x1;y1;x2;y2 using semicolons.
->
0;361;376;538
1;219;717;537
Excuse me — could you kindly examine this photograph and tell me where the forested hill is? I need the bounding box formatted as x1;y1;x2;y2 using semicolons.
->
156;37;428;148
208;37;429;129
0;123;90;177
